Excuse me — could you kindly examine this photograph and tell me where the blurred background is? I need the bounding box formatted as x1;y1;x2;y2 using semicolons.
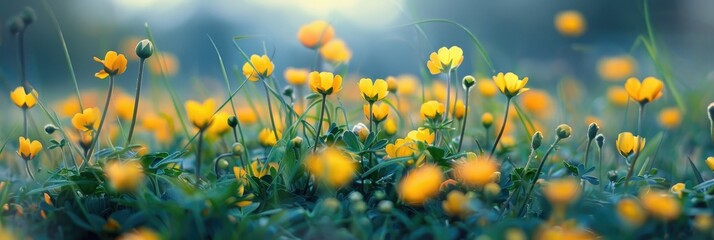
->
1;0;713;100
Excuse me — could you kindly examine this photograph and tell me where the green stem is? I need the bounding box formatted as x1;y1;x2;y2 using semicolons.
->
624;105;644;187
25;160;35;181
125;58;146;146
598;146;603;191
518;138;561;217
313;94;327;152
583;140;592;169
444;70;452;122
23;109;28;138
457;90;470;152
84;75;115;165
489;97;511;158
196;129;205;187
263;81;279;140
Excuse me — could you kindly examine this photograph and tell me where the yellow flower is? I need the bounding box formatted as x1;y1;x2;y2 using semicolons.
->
706;157;714;171
17;137;42;161
206;112;231;139
454;153;499;187
639;190;681;221
363;103;389;123
482;112;494;128
118;228;161;240
521;90;553;118
385;76;398;93
477;78;498;98
406;128;435;145
598;55;637;81
384;118;397;136
78;130;93;150
670;183;685;198
542;178;581;206
142;114;173;144
236;107;258;125
43;193;53;206
284;68;309;85
426;46;464;75
420;100;445;120
258;128;282;147
615;132;645;158
242;54;274;81
554;10;586;37
624;76;664;105
493;72;529;98
442;190;471;218
385;138;418;159
115;94;134;120
10;86;38;109
320;39;351;63
396;74;419;96
358;78;389;103
617;198;646;227
694;214;712;232
104;160;145;192
309;71;343;95
399;165;443;205
297;20;335;49
305;147;356;188
607;86;629;107
453;100;466;120
236;161;279;179
71;107;100;131
185;99;216;130
93;51;128;79
658;107;682;129
148;52;179;76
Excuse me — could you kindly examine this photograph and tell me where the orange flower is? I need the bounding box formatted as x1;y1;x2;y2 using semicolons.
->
297;20;335;49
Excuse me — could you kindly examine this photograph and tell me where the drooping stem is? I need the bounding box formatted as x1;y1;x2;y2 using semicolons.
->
25;160;35;181
312;94;327;152
263;81;279;140
125;58;146;146
457;90;470;152
624;105;645;187
196;129;205;187
489;97;512;157
213;153;233;178
84;75;115;165
518;138;561;216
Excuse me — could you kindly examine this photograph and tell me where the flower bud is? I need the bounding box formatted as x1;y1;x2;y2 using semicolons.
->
481;112;494;128
531;131;543;150
135;39;154;59
608;170;618;182
352;123;370;142
44;124;57;135
218;159;230;169
378;200;393;213
323;197;340;212
587;122;599;140
291;136;303;148
227;116;238;128
462;75;476;89
348;191;363;203
231;143;244;156
374;190;385;200
556;124;572;139
352;201;367;213
7;16;24;35
21;7;36;26
283;86;294;97
595;134;605;149
484;183;501;197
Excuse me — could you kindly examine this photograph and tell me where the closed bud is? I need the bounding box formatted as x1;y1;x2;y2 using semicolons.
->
21;7;36;25
352;123;370;142
135;39;154;59
291;136;303;148
481;112;494;128
44;124;57;135
7;16;24;35
608;170;618;182
378;200;393;213
587;122;599;140
218;159;230;169
531;131;543;150
348;191;363;202
595;134;605;148
227;116;238;128
283;86;293;97
231;143;244;156
374;190;385;200
556;124;572;139
462;75;476;89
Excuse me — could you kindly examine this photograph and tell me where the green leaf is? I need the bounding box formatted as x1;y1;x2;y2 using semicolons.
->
687;156;704;184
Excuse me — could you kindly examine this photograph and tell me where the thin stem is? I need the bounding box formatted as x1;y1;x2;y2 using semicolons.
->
23;109;28;138
583;140;592;168
444;70;452;122
84;75;115;165
231;127;239;142
196;129;205;187
263;81;279;140
624;105;645;187
313;94;327;152
524;148;535;170
213;153;233;178
489;97;512;157
125;58;146;146
25;160;35;181
598;147;603;191
518;138;561;217
457;90;470;152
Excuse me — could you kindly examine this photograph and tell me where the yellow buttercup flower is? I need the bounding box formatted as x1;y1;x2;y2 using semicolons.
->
426;46;464;75
521;90;553;118
305;147;356;188
617;198;646;227
616;132;645;158
670;183;685;198
206;112;231;139
320;39;351;63
17;137;42;161
235;161;279;179
71;107;100;131
309;71;342;95
115;94;134;120
185;99;216;130
364;103;389;123
624;76;664;105
297;20;335;49
453;100;466;120
598;55;637;81
640;190;681;221
399;165;443;205
10;86;38;109
385;138;418;159
477;78;498;98
358;78;389;103
542;178;581;206
284;68;309;85
442;190;471;218
493;72;529;98
420;100;445;120
142;114;173;144
93;51;128;79
258;128;282;147
385;76;398;93
104;160;144;192
658;107;682;129
607;86;629;107
384;118;397;136
406;128;434;145
554;10;586;37
396;74;419;96
706;157;714;171
454;153;499;187
242;54;274;81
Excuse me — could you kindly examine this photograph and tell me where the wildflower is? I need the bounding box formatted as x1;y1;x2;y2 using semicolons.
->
185;99;216;130
463;75;476;89
396;74;419;96
93;51;128;79
706;157;714;171
352;123;370;142
399;165;443;205
320;39;351;63
17;137;42;161
598;55;637;81
240;161;279;179
43;193;52;206
426;46;463;74
639;190;681;221
78;130;93;150
617;198;646;227
385;76;398;93
71;107;100;131
442;190;471;218
420;100;445;120
385;138;418;159
141;114;173;144
115;94;134;120
477;79;498;98
554;10;586;37
148;52;179;76
492;72;529;98
384;118;397;136
258;128;282;147
520;90;553;117
104;160;145;192
206;112;231;139
453;100;466;120
454;153;499;187
117;228;161;240
615;132;645;157
305;147;357;188
607;86;630;106
358;78;389;103
231;143;244;156
309;71;343;95
670;183;685;198
242;54;274;81
482;112;494;128
10;86;38;109
297;20;335;49
658;107;682;129
407;128;435;145
624;76;664;105
364;103;389;123
284;68;309;85
542;178;581;206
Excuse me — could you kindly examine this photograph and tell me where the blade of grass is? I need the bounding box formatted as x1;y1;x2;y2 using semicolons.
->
512;102;536;142
42;0;83;111
687;156;704;184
